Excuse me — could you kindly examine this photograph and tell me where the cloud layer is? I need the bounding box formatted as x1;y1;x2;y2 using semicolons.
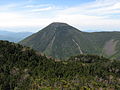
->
0;0;120;32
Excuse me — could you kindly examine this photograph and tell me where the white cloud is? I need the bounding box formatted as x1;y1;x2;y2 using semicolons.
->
31;6;53;12
0;4;18;11
0;0;120;32
52;0;120;31
25;4;50;8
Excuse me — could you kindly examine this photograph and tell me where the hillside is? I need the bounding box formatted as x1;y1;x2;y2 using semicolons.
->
85;32;120;59
19;22;96;59
0;30;33;42
19;22;120;60
0;40;120;90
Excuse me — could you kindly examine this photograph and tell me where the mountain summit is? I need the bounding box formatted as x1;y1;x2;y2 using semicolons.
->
19;22;96;59
48;22;69;27
19;22;120;59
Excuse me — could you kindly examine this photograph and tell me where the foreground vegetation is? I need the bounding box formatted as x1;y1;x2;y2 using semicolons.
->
0;40;120;90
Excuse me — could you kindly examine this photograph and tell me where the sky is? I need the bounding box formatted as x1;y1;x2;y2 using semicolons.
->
0;0;120;32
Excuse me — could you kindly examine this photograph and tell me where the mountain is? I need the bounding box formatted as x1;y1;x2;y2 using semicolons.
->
19;22;120;60
85;32;120;59
0;30;33;42
1;40;120;90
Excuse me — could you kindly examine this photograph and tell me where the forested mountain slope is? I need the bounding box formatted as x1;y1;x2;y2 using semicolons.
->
20;22;120;59
0;40;120;90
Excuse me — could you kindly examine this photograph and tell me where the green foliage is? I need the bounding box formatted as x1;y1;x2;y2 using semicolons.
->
0;40;120;90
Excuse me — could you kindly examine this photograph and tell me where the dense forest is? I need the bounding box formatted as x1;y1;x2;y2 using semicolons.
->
0;40;120;90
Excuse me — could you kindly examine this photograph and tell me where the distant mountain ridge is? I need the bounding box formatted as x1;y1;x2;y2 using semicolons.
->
19;22;120;59
0;30;33;42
